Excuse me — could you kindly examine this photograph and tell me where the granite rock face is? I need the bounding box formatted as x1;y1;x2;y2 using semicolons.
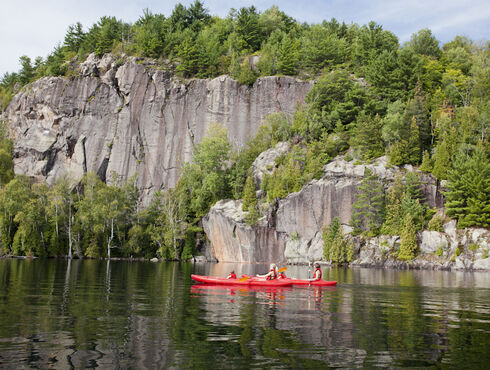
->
202;155;488;271
202;200;286;263
5;54;312;202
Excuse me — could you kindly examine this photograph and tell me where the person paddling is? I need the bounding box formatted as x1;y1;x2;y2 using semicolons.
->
278;270;287;279
226;271;237;279
257;263;278;280
310;262;322;281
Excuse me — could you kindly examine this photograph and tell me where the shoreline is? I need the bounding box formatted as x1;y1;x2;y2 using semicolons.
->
2;254;489;272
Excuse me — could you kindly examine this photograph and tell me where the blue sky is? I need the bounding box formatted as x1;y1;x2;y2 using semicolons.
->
1;0;488;76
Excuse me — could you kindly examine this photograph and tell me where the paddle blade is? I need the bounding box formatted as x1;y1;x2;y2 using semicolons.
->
278;267;287;272
239;276;251;282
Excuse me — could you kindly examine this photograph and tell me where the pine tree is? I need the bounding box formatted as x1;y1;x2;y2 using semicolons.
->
407;80;431;151
277;34;299;75
398;213;418;260
381;175;404;235
351;113;385;161
432;139;451;180
419;150;432;172
322;216;354;264
242;174;257;212
445;144;490;228
350;168;385;235
407;117;421;164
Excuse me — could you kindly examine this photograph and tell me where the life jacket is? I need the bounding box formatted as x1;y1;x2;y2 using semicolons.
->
266;268;277;280
278;272;286;279
227;273;237;279
314;267;322;280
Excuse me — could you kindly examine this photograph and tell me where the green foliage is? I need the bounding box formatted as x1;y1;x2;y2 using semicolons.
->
276;34;300;75
350;168;385;236
398;213;418;260
445;143;490;228
419;150;433;172
179;123;231;220
244;205;259;226
237;58;258;86
427;214;444;232
405;28;441;58
350;113;384;160
431;139;451;180
435;246;443;256
300;24;346;74
322;217;354;264
381;173;428;235
228;113;292;199
242;174;257;212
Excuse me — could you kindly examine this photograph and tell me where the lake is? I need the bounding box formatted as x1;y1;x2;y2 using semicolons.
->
0;259;489;368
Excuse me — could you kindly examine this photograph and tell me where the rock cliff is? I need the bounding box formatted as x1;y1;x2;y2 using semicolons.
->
5;54;312;202
202;154;490;270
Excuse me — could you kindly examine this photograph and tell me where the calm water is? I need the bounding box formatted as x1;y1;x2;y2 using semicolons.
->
0;259;489;369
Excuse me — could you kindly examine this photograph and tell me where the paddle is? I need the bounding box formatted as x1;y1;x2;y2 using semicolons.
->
239;267;287;282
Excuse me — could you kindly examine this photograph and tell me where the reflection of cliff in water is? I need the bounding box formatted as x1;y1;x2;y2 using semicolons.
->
0;260;489;368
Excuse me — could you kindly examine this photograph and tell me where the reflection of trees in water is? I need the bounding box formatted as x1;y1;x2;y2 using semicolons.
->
0;261;489;368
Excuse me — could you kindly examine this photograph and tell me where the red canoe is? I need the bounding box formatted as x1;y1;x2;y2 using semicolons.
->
191;274;293;287
241;274;337;286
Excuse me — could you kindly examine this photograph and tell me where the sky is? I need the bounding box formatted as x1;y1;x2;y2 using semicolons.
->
1;0;489;76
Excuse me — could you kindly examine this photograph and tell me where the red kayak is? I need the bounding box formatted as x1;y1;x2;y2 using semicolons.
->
191;274;293;287
241;274;337;286
286;279;337;286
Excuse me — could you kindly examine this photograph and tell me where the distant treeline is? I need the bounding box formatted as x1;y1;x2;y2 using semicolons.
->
0;1;488;260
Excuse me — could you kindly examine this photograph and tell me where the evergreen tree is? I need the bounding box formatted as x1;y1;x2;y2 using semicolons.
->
381;175;405;235
419;150;433;172
398;213;418;260
63;22;86;53
445;144;490;228
432;139;451;180
242;174;257;212
350;168;385;235
322;216;354;264
351;113;385;160
276;34;299;75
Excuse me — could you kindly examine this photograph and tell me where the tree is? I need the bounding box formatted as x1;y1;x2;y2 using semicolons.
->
63;22;85;53
350;168;385;235
276;34;299;75
445;144;490;228
0;176;33;253
432;139;451;180
242;174;257;212
48;177;77;258
406;80;431;151
179;123;231;220
300;24;346;73
322;216;354;264
350;113;384;160
234;6;261;52
18;56;35;85
419;150;432;172
398;213;418;260
176;29;199;77
135;10;166;58
406;28;440;58
149;188;188;259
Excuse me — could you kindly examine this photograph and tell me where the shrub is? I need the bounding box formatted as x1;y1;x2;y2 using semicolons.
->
428;214;444;232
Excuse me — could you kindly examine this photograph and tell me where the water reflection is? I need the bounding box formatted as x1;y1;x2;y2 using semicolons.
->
0;259;489;368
